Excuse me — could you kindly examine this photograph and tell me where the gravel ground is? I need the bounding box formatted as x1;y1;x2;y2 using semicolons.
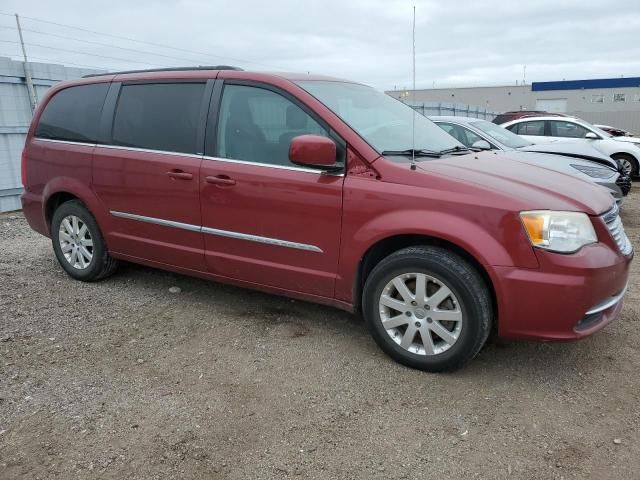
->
1;187;639;480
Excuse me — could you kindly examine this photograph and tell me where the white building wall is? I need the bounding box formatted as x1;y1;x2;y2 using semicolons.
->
387;83;640;133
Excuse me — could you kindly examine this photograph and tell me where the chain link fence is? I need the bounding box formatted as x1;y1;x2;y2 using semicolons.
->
406;102;499;121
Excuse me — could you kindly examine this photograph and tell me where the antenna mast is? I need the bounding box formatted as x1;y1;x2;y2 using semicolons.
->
410;5;417;170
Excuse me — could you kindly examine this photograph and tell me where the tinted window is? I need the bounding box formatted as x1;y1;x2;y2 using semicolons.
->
35;83;109;142
513;121;545;136
214;84;328;166
549;121;590;138
112;83;205;154
470;120;531;148
436;122;483;148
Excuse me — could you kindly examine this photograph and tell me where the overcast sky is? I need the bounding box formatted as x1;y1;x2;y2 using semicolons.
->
2;0;640;91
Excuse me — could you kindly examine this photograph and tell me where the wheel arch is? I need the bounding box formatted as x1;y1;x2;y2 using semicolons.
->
611;152;639;175
45;192;81;229
352;233;498;333
42;177;106;233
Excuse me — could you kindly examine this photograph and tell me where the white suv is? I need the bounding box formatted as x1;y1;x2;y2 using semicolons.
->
501;116;640;177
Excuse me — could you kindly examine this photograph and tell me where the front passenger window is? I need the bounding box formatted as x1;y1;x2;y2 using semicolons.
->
215;85;328;166
549;121;590;138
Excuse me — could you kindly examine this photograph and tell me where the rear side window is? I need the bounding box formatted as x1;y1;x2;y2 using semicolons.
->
510;120;545;136
112;83;206;154
35;83;109;143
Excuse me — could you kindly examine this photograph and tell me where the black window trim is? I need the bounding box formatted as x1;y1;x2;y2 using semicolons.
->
203;79;346;174
97;79;213;157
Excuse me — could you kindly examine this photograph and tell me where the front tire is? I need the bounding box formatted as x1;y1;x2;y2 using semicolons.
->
51;200;118;281
362;246;492;372
612;153;639;178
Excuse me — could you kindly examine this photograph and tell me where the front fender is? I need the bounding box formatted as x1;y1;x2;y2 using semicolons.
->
335;208;538;304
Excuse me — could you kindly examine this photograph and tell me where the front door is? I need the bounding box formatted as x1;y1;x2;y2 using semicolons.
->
200;82;344;297
92;81;209;271
546;119;594;145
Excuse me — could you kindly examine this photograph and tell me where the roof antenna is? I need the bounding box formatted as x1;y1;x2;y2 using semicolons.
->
410;5;417;171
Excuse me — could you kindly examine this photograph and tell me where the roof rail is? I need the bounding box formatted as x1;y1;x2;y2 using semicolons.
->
83;65;243;78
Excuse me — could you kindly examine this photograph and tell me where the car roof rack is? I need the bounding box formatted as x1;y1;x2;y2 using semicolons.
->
83;65;243;78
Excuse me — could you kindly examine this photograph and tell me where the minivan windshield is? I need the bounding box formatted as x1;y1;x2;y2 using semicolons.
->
296;81;463;155
470;120;532;149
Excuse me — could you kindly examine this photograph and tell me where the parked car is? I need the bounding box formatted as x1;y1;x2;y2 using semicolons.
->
431;116;628;202
21;67;633;372
594;124;634;137
500;116;640;177
595;126;640;151
492;110;566;125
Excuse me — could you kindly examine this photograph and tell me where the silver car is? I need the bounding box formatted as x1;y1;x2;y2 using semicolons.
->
431;116;625;204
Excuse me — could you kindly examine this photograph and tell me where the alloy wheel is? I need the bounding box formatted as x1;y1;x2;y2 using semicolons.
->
59;215;94;269
378;273;463;355
619;158;633;176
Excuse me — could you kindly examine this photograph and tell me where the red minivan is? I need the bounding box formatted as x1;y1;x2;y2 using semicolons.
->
21;67;633;371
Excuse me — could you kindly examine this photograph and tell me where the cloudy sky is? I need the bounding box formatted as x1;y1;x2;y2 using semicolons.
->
1;0;640;91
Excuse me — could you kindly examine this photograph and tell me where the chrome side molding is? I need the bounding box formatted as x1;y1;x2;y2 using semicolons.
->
110;210;201;232
109;210;323;253
201;226;322;252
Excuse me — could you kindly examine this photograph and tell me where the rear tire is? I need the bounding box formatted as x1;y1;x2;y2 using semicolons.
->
51;200;118;281
362;246;492;372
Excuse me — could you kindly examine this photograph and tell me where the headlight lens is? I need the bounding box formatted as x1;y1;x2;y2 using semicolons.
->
570;164;616;179
520;211;597;253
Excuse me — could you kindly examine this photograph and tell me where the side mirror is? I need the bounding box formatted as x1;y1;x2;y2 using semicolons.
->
289;135;337;168
585;132;599;140
471;139;492;151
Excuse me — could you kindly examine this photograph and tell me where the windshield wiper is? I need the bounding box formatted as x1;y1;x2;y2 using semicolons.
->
438;146;471;155
381;148;442;158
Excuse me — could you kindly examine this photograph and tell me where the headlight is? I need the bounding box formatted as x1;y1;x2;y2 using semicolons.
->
520;211;597;253
570;164;616;179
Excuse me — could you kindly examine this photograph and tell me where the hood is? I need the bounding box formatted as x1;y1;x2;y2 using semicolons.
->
386;151;614;215
518;141;618;169
503;150;617;175
614;136;640;145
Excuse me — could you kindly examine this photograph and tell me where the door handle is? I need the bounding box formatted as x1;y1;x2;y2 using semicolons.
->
205;175;236;186
167;170;193;180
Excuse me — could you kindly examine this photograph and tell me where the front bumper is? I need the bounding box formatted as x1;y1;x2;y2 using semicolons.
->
492;242;632;341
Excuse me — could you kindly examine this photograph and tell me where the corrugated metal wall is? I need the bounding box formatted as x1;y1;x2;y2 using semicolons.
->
0;56;101;212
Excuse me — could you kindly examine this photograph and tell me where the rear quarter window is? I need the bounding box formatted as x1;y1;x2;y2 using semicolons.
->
35;83;109;143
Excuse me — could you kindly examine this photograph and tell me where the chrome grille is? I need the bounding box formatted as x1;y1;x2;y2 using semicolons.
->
602;204;632;255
